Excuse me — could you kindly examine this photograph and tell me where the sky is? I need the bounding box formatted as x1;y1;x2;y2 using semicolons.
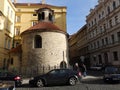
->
15;0;98;35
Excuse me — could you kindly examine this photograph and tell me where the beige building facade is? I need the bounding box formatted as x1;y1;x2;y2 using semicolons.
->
69;0;120;68
69;25;89;67
86;0;120;66
0;0;16;69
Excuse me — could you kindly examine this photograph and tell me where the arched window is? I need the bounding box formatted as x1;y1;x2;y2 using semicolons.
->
60;61;67;69
34;35;42;48
38;13;42;21
41;12;45;20
49;13;52;21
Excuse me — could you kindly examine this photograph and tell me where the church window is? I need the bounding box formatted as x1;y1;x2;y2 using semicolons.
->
60;61;67;69
34;35;42;48
38;13;42;21
49;13;52;21
41;12;45;20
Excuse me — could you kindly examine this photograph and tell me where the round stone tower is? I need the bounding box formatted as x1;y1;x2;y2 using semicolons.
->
21;7;69;76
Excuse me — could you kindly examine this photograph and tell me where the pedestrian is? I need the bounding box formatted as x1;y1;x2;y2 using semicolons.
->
82;63;87;77
73;63;82;82
73;63;79;71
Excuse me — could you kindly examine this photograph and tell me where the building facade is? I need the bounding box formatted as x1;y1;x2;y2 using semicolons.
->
0;0;68;75
86;0;120;66
0;0;16;69
69;0;120;68
69;25;89;67
7;1;68;76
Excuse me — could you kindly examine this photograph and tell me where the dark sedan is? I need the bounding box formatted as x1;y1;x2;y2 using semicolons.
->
29;69;81;87
0;71;22;87
103;66;120;83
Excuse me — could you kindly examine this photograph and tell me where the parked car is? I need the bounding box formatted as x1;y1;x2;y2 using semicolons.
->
0;71;22;87
29;69;81;87
103;66;120;83
0;81;15;90
90;64;104;71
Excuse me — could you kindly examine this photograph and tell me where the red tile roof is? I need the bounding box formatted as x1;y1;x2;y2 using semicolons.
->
21;22;66;35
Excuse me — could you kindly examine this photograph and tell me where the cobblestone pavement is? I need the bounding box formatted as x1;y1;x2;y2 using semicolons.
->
16;70;120;90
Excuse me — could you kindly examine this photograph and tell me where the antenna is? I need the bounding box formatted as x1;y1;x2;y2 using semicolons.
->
41;0;45;4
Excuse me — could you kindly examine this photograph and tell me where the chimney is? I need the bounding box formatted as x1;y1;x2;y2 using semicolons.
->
41;0;45;4
14;0;17;3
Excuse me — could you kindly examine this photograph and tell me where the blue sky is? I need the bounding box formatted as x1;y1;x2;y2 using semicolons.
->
16;0;98;35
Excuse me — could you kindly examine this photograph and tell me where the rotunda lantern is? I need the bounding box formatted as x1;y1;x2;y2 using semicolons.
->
36;7;54;23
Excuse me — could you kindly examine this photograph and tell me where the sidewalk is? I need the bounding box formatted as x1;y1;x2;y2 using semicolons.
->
82;75;102;80
22;78;30;84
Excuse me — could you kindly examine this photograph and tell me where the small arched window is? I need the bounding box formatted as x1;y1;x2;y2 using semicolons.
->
38;13;42;21
60;61;67;69
34;35;42;48
41;12;45;20
49;13;52;21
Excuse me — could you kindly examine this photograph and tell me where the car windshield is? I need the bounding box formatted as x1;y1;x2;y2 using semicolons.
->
105;67;120;74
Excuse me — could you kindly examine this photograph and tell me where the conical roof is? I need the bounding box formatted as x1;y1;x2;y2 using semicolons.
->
21;22;66;35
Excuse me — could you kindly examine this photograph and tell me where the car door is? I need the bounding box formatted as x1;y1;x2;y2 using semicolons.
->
57;69;68;84
6;72;15;81
0;72;7;80
46;69;60;85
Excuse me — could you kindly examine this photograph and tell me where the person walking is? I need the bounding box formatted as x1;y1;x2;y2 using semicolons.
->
81;63;87;77
73;63;82;82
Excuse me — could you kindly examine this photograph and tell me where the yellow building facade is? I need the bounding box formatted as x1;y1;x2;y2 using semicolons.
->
0;0;16;69
0;0;67;72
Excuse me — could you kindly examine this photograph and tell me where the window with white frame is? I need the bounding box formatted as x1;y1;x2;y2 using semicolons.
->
15;15;21;23
15;27;20;36
102;39;104;46
113;51;118;61
117;32;120;42
103;23;106;31
107;6;110;14
7;6;10;16
8;39;11;49
115;15;118;24
10;10;13;19
105;37;108;45
97;41;100;48
109;19;112;28
113;1;116;10
4;37;7;48
111;34;115;44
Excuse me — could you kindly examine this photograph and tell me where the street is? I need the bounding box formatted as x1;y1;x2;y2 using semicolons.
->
16;70;120;90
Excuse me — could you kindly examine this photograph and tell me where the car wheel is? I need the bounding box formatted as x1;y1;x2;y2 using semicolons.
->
36;79;44;87
69;77;76;86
